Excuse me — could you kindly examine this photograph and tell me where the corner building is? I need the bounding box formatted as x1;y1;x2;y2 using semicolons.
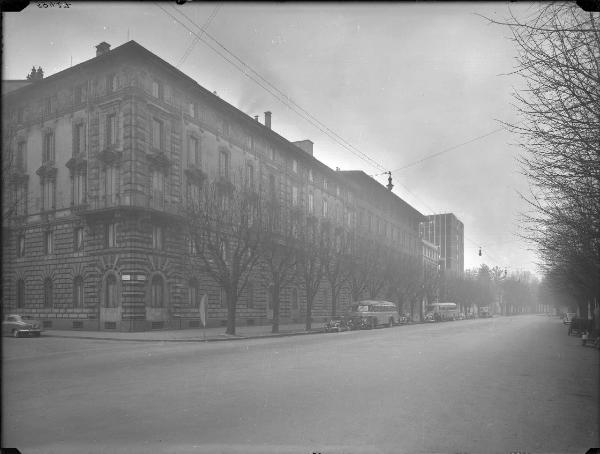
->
2;41;424;331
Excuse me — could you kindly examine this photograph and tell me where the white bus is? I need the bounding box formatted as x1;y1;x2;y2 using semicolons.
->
347;300;399;329
425;302;458;322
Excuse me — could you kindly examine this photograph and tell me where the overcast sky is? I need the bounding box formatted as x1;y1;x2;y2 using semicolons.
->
2;2;541;275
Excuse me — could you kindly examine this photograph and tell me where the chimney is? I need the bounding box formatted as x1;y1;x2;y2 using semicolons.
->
293;140;313;156
96;41;111;57
254;115;259;122
264;111;272;129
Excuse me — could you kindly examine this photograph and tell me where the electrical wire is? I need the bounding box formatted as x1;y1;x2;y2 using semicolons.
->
155;3;388;173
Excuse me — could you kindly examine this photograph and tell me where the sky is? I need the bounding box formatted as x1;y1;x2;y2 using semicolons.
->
2;1;542;276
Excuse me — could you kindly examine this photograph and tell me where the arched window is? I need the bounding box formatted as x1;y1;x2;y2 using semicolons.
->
104;274;118;308
16;279;25;309
189;278;200;308
73;276;84;308
151;275;164;308
43;278;53;308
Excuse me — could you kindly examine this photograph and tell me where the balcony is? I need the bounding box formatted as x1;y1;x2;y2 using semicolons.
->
79;192;181;221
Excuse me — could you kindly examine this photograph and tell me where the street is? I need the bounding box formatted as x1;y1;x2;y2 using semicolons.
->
2;315;598;454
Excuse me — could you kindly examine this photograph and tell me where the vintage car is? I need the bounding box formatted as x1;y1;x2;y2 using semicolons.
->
2;314;42;337
324;316;350;333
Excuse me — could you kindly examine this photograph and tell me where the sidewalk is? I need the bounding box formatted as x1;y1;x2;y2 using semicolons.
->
42;322;327;342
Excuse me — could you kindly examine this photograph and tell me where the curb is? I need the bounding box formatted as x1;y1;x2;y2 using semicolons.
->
42;328;326;343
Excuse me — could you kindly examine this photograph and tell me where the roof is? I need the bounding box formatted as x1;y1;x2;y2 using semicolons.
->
2;80;32;95
3;40;350;182
338;170;425;220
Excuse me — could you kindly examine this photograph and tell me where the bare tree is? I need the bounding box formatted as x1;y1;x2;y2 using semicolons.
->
488;3;600;312
258;201;298;333
297;216;330;331
324;224;352;317
184;181;264;335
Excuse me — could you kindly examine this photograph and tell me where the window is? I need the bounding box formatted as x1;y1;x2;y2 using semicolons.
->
152;225;164;250
73;172;87;206
152;80;163;100
187;181;200;204
246;163;254;189
74;227;84;252
336;186;340;197
268;175;276;200
188;102;195;117
103;166;119;199
267;144;275;161
73;276;84;308
292;186;298;205
17;141;26;172
222;121;230;138
73;123;85;155
323;178;328;190
308;193;314;214
188;236;198;255
291;287;299;310
189;279;200;308
44;230;53;255
308;168;313;182
16;106;24;123
188;136;200;166
43;132;55;162
13;180;27;216
74;85;84;104
107;74;117;93
322;199;328;217
150;275;164;308
151;170;165;203
43;278;53;308
17;234;25;257
104;274;117;308
42;178;55;211
152;118;163;150
43;97;53;115
16;279;25;309
105;222;116;248
106;113;117;148
218;150;229;180
292;159;298;173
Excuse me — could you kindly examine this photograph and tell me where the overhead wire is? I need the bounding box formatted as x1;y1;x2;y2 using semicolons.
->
156;3;387;173
158;3;516;269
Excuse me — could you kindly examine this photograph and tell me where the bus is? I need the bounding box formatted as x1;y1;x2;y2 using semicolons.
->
424;302;458;322
347;300;399;329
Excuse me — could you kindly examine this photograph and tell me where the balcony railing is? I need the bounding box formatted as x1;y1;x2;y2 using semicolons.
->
83;192;180;216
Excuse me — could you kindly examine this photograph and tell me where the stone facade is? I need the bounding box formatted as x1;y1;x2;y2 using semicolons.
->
2;41;424;331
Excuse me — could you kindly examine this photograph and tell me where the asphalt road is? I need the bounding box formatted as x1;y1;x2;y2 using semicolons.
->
2;315;598;454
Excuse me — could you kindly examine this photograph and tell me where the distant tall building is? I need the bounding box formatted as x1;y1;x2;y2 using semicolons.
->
420;213;464;277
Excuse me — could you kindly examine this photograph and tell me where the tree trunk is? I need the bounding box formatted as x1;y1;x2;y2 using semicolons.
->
225;290;237;335
305;295;313;331
331;286;337;317
271;283;281;333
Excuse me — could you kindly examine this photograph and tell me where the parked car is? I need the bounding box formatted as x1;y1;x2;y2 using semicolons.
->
324;316;350;333
2;314;42;337
563;313;576;325
398;314;410;324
